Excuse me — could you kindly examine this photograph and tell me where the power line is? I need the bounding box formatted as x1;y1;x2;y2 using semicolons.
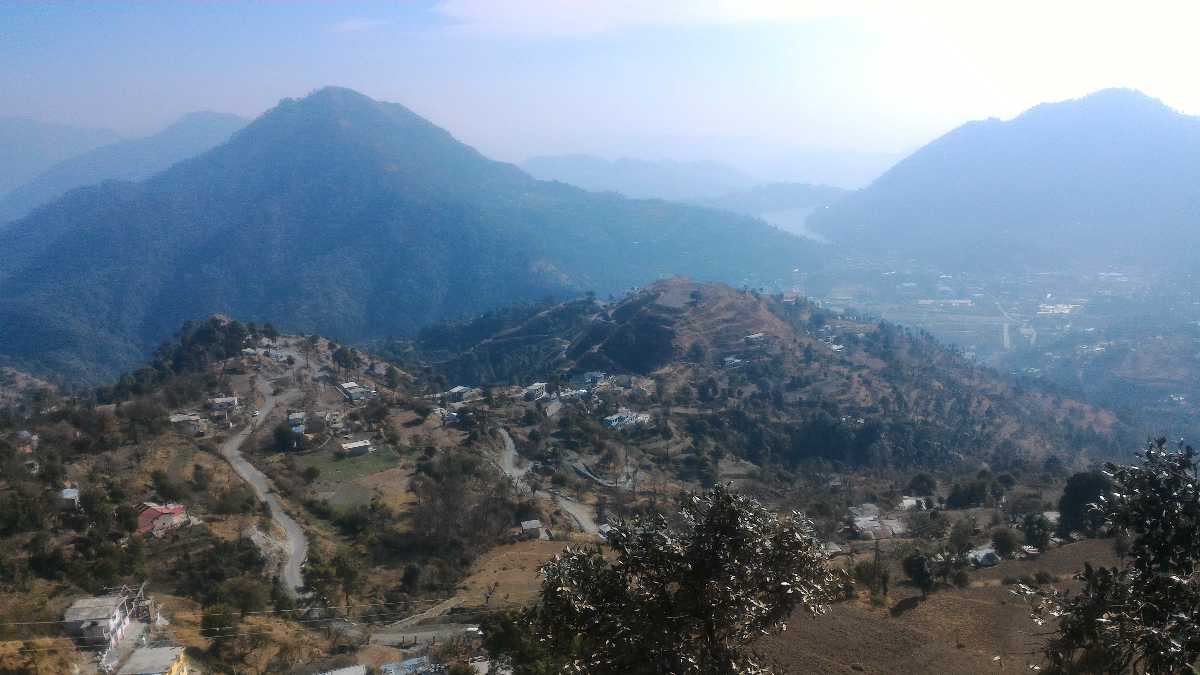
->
12;617;455;655
0;598;439;628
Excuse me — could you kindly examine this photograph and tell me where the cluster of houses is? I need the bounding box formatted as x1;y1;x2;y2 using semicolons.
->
15;429;41;474
522;371;612;403
167;395;250;436
59;490;190;538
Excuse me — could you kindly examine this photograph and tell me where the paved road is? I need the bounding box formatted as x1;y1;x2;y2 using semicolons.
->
220;366;308;597
496;428;599;534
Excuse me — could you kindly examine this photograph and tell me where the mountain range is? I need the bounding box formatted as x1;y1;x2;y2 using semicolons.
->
810;89;1200;270
0;117;120;196
0;111;246;224
0;87;819;383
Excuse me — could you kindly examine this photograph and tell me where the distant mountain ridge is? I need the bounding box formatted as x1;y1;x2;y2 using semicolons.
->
0;118;120;196
0;111;247;223
521;154;756;201
810;88;1200;270
690;182;846;216
0;87;820;383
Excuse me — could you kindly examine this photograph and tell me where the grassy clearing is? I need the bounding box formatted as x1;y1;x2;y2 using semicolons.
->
297;446;402;485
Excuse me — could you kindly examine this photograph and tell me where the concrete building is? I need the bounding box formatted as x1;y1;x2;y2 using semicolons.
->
319;667;367;675
206;397;238;411
117;646;189;675
524;382;548;401
339;382;373;402
338;440;373;457
61;487;81;510
520;519;549;541
64;594;131;652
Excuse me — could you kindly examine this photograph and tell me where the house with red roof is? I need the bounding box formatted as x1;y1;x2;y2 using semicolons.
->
136;502;189;537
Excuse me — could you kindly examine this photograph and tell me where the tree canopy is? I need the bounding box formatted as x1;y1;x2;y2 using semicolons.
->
490;484;840;674
1028;439;1200;673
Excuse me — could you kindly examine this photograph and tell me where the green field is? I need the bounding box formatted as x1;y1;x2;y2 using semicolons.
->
296;445;401;485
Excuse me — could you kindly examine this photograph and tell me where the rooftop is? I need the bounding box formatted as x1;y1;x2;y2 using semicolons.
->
64;594;126;623
320;667;367;675
117;646;185;675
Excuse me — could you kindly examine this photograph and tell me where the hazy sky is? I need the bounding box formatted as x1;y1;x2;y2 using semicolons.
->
4;1;1200;180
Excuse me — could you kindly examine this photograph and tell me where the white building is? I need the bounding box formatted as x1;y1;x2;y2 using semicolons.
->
64;593;132;652
524;382;548;401
339;440;373;457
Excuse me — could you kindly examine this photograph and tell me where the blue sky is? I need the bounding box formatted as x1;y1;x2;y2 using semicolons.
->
4;1;1200;183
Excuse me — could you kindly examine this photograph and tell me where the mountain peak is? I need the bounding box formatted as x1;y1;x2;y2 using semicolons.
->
298;85;380;108
811;89;1200;270
1017;87;1179;124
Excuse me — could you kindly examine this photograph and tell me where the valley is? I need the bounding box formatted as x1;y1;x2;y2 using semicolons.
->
1;51;1199;673
0;281;1139;672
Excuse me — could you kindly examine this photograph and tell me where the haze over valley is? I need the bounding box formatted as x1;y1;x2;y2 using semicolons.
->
3;4;1200;674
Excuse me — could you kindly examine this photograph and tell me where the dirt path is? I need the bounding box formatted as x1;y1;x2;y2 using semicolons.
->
496;428;599;534
220;357;309;597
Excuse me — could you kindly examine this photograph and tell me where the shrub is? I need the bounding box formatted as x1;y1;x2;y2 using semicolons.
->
1034;570;1057;585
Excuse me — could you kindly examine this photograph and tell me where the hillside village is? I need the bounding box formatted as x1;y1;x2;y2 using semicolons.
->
0;281;1134;674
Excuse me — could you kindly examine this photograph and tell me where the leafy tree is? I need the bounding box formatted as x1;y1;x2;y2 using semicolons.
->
271;423;304;452
946;480;989;509
482;610;564;675
991;527;1021;558
907;472;937;496
151;469;184;501
907;509;949;541
1028;440;1200;673
497;484;840;674
191;464;210;492
1057;470;1112;536
949;516;976;559
217;576;271;616
1022;513;1052;551
302;466;321;484
902;552;935;597
201;603;241;655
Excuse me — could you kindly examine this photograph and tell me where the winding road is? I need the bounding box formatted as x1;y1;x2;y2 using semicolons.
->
220;364;309;597
497;428;599;534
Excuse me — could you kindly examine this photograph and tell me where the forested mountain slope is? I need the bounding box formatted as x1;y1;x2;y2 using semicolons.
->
810;89;1200;270
400;279;1129;469
0;117;119;195
0;111;246;223
0;87;818;383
